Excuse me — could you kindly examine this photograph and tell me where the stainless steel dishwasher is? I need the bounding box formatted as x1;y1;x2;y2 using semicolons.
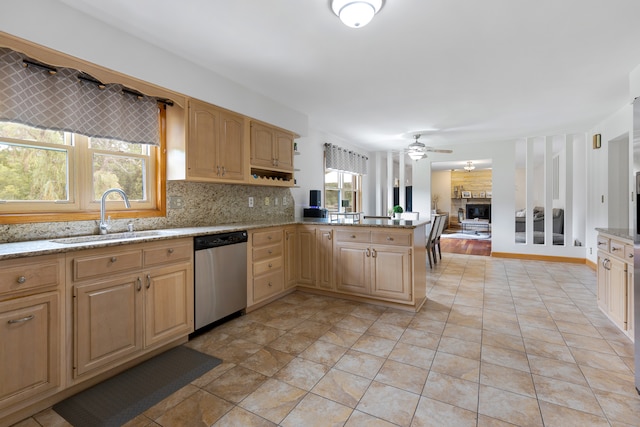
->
194;231;248;332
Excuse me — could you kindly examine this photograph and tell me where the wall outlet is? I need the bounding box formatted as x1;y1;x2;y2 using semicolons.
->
248;197;254;208
590;247;592;255
264;197;270;206
168;196;184;209
282;196;288;206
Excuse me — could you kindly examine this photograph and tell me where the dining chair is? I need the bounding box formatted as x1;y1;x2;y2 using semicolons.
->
426;214;443;268
400;212;419;220
433;213;447;262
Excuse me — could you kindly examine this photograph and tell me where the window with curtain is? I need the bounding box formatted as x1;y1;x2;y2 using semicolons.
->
324;143;367;212
0;47;164;222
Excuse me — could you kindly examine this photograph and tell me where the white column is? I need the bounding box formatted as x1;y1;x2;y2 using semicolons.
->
399;153;406;211
387;151;394;215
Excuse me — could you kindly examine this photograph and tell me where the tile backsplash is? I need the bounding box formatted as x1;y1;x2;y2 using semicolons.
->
0;181;295;243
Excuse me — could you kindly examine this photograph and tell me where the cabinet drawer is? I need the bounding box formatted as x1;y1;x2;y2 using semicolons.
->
253;229;282;246
372;232;412;247
625;244;634;262
609;240;626;258
596;237;610;252
253;270;284;301
0;256;61;296
253;243;282;261
335;230;371;243
253;256;283;276
74;250;143;281
144;241;192;267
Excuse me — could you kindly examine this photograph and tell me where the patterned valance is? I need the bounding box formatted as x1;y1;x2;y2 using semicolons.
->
325;143;368;175
0;47;159;146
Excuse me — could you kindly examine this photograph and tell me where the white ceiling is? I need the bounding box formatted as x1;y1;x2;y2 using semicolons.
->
59;0;640;153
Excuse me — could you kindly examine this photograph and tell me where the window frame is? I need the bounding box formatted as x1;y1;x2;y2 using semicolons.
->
324;168;362;213
0;106;166;224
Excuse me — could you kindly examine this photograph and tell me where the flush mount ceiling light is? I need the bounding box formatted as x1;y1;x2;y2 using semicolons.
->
331;0;384;28
464;161;475;172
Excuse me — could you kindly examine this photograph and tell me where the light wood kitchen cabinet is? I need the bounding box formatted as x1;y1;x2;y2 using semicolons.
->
334;229;412;302
0;254;64;416
284;226;298;289
250;121;294;172
249;228;285;306
297;226;317;286
316;227;334;290
70;239;194;379
596;232;634;339
187;98;245;182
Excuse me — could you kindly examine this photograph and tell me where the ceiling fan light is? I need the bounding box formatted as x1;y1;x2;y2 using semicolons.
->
463;161;475;172
408;151;426;161
331;0;383;28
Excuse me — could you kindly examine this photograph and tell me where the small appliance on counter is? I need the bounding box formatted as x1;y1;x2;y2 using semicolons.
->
304;189;327;218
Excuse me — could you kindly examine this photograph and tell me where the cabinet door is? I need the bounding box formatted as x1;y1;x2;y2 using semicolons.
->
218;111;245;180
298;227;316;286
608;257;627;330
250;122;275;168
317;228;334;290
335;243;370;295
274;130;294;171
628;268;634;335
284;227;298;289
371;246;412;302
187;99;220;179
144;263;193;348
0;292;60;410
74;276;143;377
597;253;607;311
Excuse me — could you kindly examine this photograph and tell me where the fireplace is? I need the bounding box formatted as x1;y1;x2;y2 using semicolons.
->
466;204;491;222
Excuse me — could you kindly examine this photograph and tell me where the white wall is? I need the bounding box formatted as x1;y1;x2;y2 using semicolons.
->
0;0;308;137
586;104;633;263
431;170;451;214
291;128;374;218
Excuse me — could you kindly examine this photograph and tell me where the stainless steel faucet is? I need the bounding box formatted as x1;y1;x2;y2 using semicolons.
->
99;188;131;234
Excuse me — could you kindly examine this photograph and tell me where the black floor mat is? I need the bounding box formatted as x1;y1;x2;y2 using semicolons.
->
54;346;221;427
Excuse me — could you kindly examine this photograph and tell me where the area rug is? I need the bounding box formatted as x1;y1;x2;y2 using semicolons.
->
441;231;491;240
53;346;221;427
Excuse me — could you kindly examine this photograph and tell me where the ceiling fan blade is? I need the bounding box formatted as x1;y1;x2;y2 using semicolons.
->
426;148;453;153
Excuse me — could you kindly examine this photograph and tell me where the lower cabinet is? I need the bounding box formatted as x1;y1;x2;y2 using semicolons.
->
284;226;298;289
297;226;316;286
249;228;285;306
70;239;194;380
0;292;61;412
334;229;413;303
316;227;334;290
596;233;633;338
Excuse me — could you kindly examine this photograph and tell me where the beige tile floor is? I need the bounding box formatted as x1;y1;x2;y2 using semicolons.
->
17;253;640;426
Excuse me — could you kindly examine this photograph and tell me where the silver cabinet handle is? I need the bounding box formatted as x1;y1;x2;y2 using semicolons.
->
629;253;634;259
16;276;26;284
168;248;174;254
268;263;273;268
386;236;394;241
268;249;273;254
136;277;142;291
111;257;117;263
216;165;221;176
8;314;34;324
372;249;377;258
221;166;226;176
351;235;356;239
366;248;371;257
146;274;151;289
612;247;621;252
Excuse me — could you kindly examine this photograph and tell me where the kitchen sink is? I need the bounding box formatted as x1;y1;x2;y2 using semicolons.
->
51;230;166;244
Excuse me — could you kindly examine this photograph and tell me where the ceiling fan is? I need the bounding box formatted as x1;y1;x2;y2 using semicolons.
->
405;134;453;160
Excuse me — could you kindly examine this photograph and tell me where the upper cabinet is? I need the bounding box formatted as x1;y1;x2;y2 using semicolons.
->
186;99;246;182
166;99;297;187
249;121;296;186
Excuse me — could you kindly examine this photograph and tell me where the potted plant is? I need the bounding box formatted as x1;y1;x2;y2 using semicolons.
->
390;205;403;219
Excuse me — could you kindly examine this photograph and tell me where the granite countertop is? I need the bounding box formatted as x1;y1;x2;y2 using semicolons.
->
595;228;638;243
0;218;430;260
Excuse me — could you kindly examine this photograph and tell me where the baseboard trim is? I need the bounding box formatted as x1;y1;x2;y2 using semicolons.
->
491;252;586;264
